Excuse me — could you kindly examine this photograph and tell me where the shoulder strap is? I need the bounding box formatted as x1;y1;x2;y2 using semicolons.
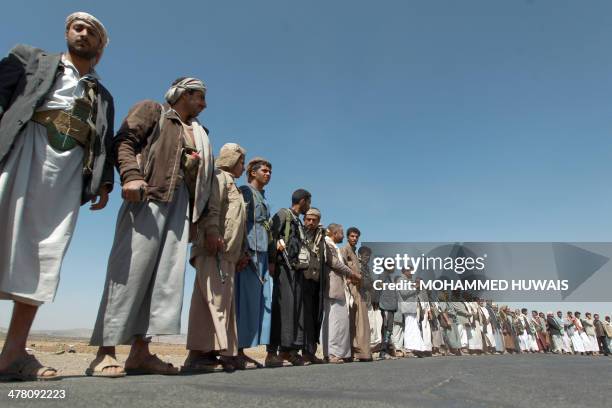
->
282;208;292;243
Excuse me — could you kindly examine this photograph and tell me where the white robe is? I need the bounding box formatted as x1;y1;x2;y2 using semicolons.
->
368;304;382;347
0;123;83;306
404;313;425;351
480;307;496;349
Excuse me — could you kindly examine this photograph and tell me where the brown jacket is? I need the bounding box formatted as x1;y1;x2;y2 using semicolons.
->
324;238;354;301
340;245;360;287
114;100;209;203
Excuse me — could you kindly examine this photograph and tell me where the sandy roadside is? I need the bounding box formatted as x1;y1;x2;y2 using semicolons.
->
0;336;269;376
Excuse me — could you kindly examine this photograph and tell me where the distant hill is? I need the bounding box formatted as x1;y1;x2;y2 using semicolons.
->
0;327;187;343
30;328;93;339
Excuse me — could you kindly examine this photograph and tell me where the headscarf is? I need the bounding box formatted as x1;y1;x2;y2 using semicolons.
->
216;143;246;171
164;77;207;105
305;208;321;218
65;12;109;48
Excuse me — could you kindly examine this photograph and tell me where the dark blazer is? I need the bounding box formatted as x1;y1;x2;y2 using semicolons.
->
0;44;114;204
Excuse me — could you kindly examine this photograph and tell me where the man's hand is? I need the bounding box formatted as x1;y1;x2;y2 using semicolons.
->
122;179;148;202
205;234;224;255
189;222;198;243
351;272;362;282
276;239;286;252
90;184;110;210
269;263;276;277
236;254;250;272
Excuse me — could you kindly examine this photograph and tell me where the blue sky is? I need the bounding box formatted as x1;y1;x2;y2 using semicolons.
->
1;0;612;330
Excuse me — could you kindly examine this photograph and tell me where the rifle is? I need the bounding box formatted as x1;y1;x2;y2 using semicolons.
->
248;257;266;285
278;239;293;272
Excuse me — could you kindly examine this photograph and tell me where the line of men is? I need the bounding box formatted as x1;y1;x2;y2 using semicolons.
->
1;12;610;382
370;268;612;359
0;11;371;381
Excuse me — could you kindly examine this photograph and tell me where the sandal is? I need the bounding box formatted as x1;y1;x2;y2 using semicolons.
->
264;354;283;368
85;354;126;378
242;355;263;369
327;355;344;364
218;356;236;373
279;351;304;366
181;355;223;373
0;354;59;382
125;354;179;376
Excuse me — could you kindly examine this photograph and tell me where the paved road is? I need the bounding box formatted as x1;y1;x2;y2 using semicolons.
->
0;354;610;408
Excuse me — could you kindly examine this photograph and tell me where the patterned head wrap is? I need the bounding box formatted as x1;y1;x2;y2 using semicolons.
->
216;143;246;171
164;77;207;105
305;208;321;218
65;12;109;48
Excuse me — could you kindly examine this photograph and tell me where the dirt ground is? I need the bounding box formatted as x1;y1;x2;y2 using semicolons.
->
0;336;269;376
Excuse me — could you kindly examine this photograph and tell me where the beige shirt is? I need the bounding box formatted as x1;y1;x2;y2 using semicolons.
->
191;169;246;264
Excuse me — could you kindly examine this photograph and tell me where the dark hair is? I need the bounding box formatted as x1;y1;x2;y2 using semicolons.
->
347;227;361;237
521;308;527;314
292;189;311;205
358;246;372;256
247;159;272;182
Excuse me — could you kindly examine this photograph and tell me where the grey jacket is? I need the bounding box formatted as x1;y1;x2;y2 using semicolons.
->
378;272;398;312
0;44;114;203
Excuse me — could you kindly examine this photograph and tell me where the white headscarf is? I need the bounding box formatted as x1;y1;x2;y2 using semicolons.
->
164;77;207;105
65;12;109;48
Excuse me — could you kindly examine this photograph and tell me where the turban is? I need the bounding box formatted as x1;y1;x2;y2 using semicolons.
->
65;12;109;48
305;208;321;218
164;77;207;105
216;143;246;171
546;311;553;315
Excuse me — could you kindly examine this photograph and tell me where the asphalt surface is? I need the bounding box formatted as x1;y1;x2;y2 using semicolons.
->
0;354;610;408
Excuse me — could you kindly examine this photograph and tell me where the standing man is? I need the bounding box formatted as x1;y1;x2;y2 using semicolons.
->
183;143;247;372
320;224;360;363
438;292;462;355
0;12;112;381
235;157;273;368
359;246;382;351
301;208;326;364
531;310;547;352
340;227;372;361
89;77;213;376
557;310;573;354
581;312;599;356
377;266;398;359
603;316;612;353
266;189;312;366
546;312;564;354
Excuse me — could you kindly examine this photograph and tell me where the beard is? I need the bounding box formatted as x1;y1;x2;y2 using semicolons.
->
67;41;99;60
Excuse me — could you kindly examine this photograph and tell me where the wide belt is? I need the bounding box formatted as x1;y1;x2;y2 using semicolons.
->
32;110;91;151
